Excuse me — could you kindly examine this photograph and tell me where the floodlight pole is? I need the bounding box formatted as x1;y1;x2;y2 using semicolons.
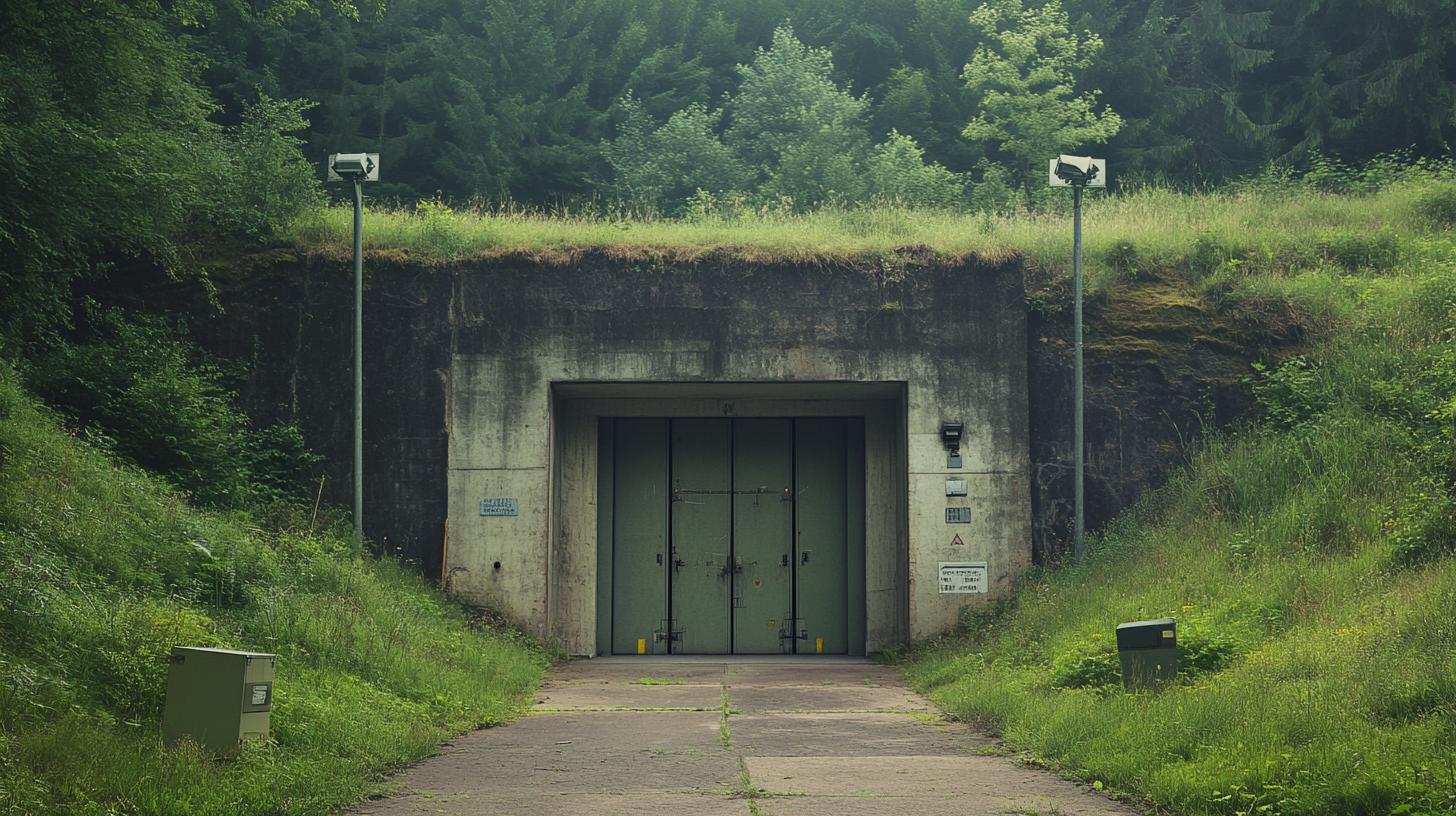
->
352;176;364;554
1072;183;1085;564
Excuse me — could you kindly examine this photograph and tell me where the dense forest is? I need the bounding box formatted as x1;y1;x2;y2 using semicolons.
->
200;0;1456;203
2;0;1455;341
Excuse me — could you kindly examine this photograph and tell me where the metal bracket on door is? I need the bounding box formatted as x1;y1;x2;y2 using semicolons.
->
777;618;808;642
719;556;755;578
672;486;794;501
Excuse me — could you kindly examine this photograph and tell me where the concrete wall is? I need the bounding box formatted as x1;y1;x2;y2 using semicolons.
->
442;253;1031;652
143;247;1296;635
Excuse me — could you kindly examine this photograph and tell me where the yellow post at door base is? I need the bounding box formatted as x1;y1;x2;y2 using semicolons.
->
815;637;824;654
637;638;646;655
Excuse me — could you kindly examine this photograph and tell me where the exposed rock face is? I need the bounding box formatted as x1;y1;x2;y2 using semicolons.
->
1025;266;1306;562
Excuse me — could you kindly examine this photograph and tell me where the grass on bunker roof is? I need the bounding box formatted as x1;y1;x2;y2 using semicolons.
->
286;178;1447;292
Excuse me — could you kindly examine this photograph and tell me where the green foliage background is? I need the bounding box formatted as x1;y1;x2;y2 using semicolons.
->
198;0;1456;204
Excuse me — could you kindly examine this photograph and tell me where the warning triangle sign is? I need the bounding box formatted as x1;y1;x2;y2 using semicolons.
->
950;533;964;546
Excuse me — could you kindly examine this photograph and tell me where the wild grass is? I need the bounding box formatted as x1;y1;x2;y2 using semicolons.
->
287;172;1453;296
0;363;550;815
902;198;1456;815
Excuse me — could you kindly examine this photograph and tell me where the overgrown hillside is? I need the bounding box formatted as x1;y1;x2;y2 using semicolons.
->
0;362;548;815
904;175;1456;815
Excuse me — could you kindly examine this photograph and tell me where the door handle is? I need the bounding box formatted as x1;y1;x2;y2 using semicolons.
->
656;553;663;565
781;554;789;567
801;550;811;565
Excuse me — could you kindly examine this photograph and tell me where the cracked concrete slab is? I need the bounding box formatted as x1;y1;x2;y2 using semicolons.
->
723;662;902;687
730;712;993;756
533;682;725;711
549;662;729;685
347;659;1139;816
727;684;931;713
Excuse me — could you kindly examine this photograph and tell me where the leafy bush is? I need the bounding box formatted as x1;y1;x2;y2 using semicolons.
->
1250;356;1325;431
24;307;318;508
1321;226;1400;271
1382;487;1456;568
206;95;327;242
1050;640;1120;689
604;95;751;215
1412;183;1456;228
864;130;967;209
1178;628;1237;678
1190;234;1239;277
1104;239;1141;277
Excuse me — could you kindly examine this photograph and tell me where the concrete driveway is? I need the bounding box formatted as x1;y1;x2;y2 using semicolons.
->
351;658;1138;815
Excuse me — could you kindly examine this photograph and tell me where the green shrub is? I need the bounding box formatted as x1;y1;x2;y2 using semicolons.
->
1050;640;1120;690
1190;234;1239;277
1250;356;1325;430
1320;226;1400;271
1382;488;1456;568
1103;239;1140;277
1178;628;1237;678
1413;183;1456;228
24;307;318;508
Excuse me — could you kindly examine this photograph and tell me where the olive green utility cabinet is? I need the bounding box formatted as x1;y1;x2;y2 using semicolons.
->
162;647;275;755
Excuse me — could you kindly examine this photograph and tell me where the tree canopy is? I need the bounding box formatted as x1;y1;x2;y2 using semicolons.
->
189;0;1455;206
2;0;1453;326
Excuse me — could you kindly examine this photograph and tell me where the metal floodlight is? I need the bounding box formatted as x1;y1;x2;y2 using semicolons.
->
328;153;380;182
1049;155;1106;188
1047;153;1106;564
325;151;381;554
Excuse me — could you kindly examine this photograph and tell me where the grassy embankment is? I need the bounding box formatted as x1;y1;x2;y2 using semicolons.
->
0;363;549;815
296;170;1456;815
891;179;1454;815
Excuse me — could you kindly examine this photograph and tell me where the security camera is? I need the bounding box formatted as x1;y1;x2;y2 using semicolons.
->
1048;155;1106;188
327;153;380;182
1054;155;1098;185
941;421;964;468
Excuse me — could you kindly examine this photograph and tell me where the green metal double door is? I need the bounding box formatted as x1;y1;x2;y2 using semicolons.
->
608;417;864;655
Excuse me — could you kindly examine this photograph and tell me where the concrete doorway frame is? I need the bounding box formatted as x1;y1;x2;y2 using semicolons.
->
550;382;910;657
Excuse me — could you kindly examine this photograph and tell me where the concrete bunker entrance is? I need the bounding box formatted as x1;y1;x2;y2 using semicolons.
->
553;383;908;658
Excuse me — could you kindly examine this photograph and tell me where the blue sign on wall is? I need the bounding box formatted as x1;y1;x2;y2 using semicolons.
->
480;498;519;517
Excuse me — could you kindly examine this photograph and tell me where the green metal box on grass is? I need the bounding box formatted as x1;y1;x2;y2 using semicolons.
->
162;647;275;755
1115;618;1176;691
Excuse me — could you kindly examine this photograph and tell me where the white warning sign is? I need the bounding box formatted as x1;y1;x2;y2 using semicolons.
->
938;562;988;594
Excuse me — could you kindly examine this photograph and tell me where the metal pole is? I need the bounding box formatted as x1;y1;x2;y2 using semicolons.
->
1072;183;1085;563
352;177;364;553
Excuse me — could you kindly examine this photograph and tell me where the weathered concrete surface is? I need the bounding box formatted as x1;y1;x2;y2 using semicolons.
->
349;658;1140;816
445;254;1031;650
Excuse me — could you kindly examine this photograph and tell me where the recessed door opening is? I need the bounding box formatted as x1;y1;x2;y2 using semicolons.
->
603;417;866;655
